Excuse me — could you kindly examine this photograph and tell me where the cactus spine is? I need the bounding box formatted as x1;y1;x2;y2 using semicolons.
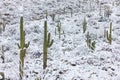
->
18;17;30;79
43;21;54;69
83;17;87;33
86;32;96;50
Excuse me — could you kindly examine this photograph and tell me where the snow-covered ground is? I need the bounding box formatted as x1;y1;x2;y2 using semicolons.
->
0;0;120;80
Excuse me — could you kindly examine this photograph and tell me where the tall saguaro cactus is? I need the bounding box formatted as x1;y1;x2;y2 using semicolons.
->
104;22;112;45
107;22;112;44
17;17;30;79
57;21;61;39
43;21;54;69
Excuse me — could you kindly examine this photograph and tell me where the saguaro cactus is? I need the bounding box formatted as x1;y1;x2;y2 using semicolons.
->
107;22;112;44
17;17;30;79
83;17;87;33
43;21;54;69
51;13;55;21
104;22;112;45
86;32;96;50
57;21;61;39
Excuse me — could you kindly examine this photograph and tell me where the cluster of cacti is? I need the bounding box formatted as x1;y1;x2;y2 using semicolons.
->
104;22;112;44
57;21;62;39
83;17;87;33
86;32;96;50
1;45;5;63
0;72;5;80
43;20;54;69
17;17;30;79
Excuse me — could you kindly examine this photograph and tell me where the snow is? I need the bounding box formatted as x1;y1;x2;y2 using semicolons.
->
0;0;120;80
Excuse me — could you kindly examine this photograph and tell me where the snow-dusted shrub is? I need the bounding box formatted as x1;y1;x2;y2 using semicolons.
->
104;5;112;18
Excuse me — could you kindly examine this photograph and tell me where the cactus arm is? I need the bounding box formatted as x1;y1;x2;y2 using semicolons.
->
91;41;96;50
47;33;54;47
47;33;50;46
107;30;109;40
25;41;30;48
106;22;112;45
17;44;21;49
48;39;54;47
